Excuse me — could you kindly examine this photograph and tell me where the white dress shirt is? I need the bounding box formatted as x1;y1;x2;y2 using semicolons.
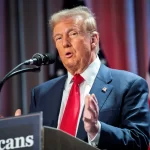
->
57;56;101;146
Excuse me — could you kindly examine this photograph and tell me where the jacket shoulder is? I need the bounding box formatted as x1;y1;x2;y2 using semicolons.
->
33;75;67;92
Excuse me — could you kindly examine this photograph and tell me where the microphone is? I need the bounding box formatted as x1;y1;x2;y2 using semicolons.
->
24;53;56;66
0;53;55;91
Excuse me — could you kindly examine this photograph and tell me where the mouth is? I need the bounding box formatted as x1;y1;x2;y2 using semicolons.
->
65;52;73;58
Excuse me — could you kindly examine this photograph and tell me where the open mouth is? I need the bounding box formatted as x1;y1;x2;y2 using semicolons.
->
65;52;73;58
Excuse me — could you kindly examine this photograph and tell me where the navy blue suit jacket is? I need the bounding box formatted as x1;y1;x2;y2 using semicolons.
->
30;64;149;150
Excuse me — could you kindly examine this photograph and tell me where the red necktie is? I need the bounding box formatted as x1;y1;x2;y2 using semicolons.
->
59;74;84;136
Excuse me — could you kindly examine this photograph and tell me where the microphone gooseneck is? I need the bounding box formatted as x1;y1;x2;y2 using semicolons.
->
0;53;56;92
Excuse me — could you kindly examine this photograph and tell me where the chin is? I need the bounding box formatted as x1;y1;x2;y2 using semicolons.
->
64;60;76;67
66;64;76;69
65;63;78;72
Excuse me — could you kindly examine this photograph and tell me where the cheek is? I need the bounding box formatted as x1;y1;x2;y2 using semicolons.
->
56;44;63;54
77;42;91;55
55;43;61;50
57;51;64;61
73;39;90;50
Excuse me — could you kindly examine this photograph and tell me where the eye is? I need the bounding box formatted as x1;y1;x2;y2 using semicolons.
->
55;36;62;41
68;31;78;38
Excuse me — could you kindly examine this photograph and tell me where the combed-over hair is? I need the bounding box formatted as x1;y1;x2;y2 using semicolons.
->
49;6;100;53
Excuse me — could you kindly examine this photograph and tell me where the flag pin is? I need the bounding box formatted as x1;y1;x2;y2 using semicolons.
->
102;87;107;93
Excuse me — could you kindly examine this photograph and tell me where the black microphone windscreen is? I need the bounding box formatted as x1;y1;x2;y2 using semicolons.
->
25;53;56;66
43;53;56;65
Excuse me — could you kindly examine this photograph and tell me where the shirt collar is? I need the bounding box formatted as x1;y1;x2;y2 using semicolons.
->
81;56;101;86
67;56;101;86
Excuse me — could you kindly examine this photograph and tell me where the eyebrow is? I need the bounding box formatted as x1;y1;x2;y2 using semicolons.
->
67;28;78;33
53;34;62;39
53;27;79;38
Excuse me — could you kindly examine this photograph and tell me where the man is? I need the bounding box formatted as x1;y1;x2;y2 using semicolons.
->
28;6;149;149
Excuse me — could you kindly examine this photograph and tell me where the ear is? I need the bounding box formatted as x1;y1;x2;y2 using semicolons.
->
90;32;99;50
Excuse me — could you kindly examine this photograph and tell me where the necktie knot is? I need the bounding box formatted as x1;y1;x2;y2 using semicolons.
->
73;74;84;85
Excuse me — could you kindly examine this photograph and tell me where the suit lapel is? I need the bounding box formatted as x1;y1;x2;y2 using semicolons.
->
77;64;113;141
42;75;67;128
90;64;113;111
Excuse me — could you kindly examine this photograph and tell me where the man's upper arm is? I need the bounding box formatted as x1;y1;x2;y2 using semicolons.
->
98;77;149;150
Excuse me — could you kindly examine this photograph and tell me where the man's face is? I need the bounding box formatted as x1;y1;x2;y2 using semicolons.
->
53;18;97;75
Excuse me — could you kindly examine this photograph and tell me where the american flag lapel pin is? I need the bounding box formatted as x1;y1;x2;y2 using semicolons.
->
102;87;107;93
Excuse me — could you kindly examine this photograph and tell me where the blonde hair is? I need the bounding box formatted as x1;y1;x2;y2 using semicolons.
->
49;6;100;54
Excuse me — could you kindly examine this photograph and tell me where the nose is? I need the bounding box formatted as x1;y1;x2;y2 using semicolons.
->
62;36;71;48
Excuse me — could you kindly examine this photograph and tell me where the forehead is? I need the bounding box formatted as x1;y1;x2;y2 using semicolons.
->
53;17;84;35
